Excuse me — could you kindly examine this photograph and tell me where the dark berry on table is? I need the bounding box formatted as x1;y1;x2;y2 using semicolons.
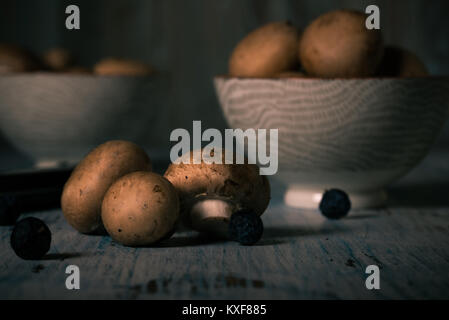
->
0;194;21;226
228;209;264;246
10;217;51;260
319;189;351;219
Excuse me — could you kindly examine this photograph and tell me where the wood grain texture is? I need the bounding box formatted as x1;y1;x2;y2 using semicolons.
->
1;150;449;300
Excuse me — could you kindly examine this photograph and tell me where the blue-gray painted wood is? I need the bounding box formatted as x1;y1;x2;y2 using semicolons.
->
1;150;448;299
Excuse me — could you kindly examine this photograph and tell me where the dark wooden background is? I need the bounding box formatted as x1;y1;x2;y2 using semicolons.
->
1;0;448;153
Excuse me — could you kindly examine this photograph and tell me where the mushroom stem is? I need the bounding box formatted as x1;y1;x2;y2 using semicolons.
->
190;199;235;238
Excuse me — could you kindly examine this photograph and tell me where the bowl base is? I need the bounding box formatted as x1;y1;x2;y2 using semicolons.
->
284;185;387;209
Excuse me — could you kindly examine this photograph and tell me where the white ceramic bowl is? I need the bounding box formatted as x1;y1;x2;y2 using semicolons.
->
0;73;168;169
214;77;449;209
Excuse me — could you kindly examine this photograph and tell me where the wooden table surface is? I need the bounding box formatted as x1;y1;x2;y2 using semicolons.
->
1;149;449;300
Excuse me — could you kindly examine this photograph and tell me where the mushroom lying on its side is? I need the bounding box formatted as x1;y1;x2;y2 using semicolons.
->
164;149;271;245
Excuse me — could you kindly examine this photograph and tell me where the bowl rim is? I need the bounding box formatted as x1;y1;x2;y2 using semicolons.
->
214;74;449;81
0;71;159;79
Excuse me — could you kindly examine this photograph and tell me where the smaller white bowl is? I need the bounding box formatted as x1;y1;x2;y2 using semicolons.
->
0;73;168;169
214;76;449;209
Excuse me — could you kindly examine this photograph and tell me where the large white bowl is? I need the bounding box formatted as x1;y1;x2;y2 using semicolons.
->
0;73;168;169
214;77;449;209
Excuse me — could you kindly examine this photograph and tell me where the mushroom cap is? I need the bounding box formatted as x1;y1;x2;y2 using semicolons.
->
43;48;73;71
0;44;42;73
94;58;154;76
101;171;180;246
229;21;299;78
61;140;152;234
299;9;384;78
164;149;271;225
377;46;428;77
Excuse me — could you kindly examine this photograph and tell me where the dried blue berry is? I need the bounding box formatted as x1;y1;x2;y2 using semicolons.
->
10;217;51;260
228;209;263;245
319;189;351;219
0;194;21;226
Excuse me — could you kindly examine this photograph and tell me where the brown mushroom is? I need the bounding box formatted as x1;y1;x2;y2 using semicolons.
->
298;10;384;78
164;149;270;243
377;46;428;77
101;171;180;247
229;21;300;78
43;48;74;71
0;44;42;73
94;58;154;76
61;140;152;234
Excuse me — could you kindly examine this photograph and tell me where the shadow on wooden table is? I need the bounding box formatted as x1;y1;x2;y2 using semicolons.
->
345;213;380;220
263;224;346;239
146;224;344;247
387;182;449;208
41;252;87;261
152;233;226;248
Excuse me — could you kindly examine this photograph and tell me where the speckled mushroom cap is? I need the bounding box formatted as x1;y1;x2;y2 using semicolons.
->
164;149;271;225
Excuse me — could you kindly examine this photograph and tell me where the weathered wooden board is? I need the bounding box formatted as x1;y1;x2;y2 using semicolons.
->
1;151;449;300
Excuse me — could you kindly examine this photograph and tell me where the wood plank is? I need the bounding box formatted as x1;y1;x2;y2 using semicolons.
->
1;205;449;299
1;148;449;300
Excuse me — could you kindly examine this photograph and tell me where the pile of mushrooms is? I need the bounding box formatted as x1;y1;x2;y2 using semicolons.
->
61;143;270;247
